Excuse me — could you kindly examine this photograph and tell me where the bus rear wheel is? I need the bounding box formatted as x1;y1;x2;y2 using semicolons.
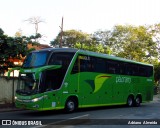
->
134;96;141;107
127;96;134;107
65;98;77;113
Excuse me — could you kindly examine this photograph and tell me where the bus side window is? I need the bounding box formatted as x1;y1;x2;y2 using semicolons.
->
80;59;89;72
146;66;153;77
132;64;139;76
138;66;147;77
119;63;125;75
125;64;138;76
71;55;93;74
125;64;133;75
107;60;119;74
71;58;78;74
93;57;106;73
48;52;74;69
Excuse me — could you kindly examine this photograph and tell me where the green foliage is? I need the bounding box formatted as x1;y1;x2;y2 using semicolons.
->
149;23;160;60
154;62;160;84
50;29;112;54
109;25;158;63
0;28;41;73
50;29;91;48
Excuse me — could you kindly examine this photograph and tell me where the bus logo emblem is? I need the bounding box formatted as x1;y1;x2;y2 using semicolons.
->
86;74;111;93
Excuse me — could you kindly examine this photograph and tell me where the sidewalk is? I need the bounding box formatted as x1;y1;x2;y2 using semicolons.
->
153;93;160;103
0;103;23;112
0;94;159;112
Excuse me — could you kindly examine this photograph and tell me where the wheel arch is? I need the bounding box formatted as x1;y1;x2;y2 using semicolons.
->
136;93;142;103
128;93;135;99
66;95;79;108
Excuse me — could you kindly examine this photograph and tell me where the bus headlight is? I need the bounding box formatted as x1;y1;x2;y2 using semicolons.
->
31;96;43;102
32;98;39;102
15;96;17;100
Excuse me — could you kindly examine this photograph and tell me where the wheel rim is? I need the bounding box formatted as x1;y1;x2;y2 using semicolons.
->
67;100;75;112
136;97;140;106
128;97;133;106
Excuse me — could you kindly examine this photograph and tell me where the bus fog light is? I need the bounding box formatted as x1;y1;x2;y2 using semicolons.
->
33;104;39;108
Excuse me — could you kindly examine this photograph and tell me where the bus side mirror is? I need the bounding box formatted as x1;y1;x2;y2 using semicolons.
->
34;65;62;78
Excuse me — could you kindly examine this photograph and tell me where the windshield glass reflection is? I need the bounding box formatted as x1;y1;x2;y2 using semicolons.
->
23;51;50;68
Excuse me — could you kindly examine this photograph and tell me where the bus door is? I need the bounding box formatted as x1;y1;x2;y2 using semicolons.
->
41;69;64;110
41;52;75;110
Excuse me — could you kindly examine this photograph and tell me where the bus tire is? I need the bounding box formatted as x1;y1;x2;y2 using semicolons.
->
65;98;77;113
127;96;134;107
134;96;141;107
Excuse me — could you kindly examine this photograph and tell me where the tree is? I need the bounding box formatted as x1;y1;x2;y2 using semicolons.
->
50;29;91;48
91;30;113;54
149;24;160;60
110;25;158;63
25;16;45;43
15;29;23;37
92;30;113;46
0;28;27;72
25;16;45;34
51;29;113;54
154;62;160;83
0;28;40;74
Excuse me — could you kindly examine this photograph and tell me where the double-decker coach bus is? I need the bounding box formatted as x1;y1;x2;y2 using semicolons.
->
10;48;154;112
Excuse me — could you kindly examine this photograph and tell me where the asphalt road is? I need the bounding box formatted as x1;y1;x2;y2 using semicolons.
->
0;94;160;128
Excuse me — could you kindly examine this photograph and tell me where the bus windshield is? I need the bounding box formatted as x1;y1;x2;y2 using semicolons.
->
16;73;40;95
23;51;50;68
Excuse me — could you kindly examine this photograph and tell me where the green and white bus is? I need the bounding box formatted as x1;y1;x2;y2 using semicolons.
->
13;48;154;112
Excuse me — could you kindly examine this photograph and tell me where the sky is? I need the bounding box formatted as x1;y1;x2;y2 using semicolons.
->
0;0;160;45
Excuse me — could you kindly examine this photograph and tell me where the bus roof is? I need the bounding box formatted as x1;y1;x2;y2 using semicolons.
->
31;48;152;67
77;49;153;67
32;48;78;53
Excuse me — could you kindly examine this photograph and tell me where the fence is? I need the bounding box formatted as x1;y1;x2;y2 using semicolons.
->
0;77;18;106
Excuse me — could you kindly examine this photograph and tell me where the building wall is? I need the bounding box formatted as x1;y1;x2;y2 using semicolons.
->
0;77;18;105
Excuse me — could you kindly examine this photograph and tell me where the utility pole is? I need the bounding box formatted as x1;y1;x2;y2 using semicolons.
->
59;17;63;48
